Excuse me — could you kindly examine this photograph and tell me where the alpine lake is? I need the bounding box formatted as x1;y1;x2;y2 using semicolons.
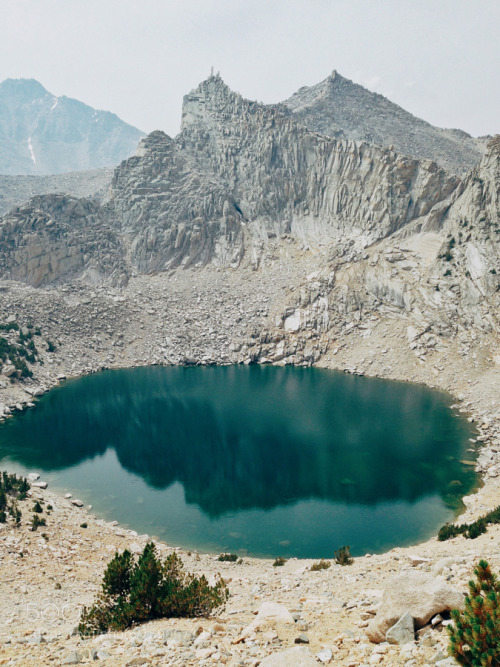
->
0;365;479;558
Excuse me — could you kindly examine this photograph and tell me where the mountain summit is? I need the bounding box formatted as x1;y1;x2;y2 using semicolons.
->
0;79;145;175
283;71;486;174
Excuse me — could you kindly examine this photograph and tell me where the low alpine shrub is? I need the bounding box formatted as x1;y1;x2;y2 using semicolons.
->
218;553;238;562
79;542;228;635
310;559;331;571
30;515;46;531
335;546;353;566
439;505;500;542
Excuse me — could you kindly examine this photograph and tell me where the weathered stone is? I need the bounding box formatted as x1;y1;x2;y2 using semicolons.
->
385;612;415;645
316;647;333;663
367;571;465;643
259;646;318;666
61;651;82;665
254;601;295;625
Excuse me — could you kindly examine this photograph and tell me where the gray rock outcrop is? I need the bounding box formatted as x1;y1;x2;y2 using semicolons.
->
107;74;459;273
284;70;486;174
0;194;127;287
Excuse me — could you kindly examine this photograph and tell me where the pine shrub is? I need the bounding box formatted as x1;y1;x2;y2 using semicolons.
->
448;560;500;665
0;471;29;524
439;505;500;542
30;515;46;531
335;545;353;566
79;542;228;636
218;553;238;562
273;557;287;567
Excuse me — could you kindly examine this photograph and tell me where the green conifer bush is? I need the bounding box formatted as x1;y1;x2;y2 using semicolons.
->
448;560;500;665
79;542;229;635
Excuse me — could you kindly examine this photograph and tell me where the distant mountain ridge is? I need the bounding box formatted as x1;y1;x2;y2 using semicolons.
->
0;79;145;175
283;71;487;174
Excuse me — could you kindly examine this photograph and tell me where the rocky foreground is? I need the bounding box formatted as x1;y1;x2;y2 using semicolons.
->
0;471;499;667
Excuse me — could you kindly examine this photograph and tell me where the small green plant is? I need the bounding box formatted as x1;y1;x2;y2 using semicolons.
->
444;269;452;277
80;523;88;529
32;501;43;514
47;504;53;510
9;502;21;525
335;546;353;566
78;542;228;636
273;557;287;567
30;515;46;531
0;322;19;332
217;553;238;562
310;559;331;571
0;472;29;524
448;560;500;665
47;340;56;353
438;505;500;542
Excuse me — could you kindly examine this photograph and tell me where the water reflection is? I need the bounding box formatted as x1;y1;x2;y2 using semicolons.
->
0;365;476;520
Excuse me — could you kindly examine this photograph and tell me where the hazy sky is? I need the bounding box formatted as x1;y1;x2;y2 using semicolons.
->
1;0;499;138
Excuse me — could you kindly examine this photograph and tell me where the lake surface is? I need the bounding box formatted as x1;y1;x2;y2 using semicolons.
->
0;365;478;558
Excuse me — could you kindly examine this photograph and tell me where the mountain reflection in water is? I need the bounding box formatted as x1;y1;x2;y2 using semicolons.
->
0;365;477;556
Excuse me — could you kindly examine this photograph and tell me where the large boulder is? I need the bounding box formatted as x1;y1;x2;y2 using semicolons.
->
367;571;465;643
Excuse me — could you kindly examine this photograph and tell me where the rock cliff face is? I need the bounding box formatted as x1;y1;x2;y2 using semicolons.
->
319;135;500;358
283;71;486;174
107;75;459;272
0;79;144;175
0;195;127;287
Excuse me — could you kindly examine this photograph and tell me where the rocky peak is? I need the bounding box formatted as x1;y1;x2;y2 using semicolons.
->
0;78;51;103
181;74;244;130
283;71;485;174
134;130;174;157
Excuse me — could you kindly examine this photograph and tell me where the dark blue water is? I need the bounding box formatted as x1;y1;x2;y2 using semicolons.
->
0;365;477;557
